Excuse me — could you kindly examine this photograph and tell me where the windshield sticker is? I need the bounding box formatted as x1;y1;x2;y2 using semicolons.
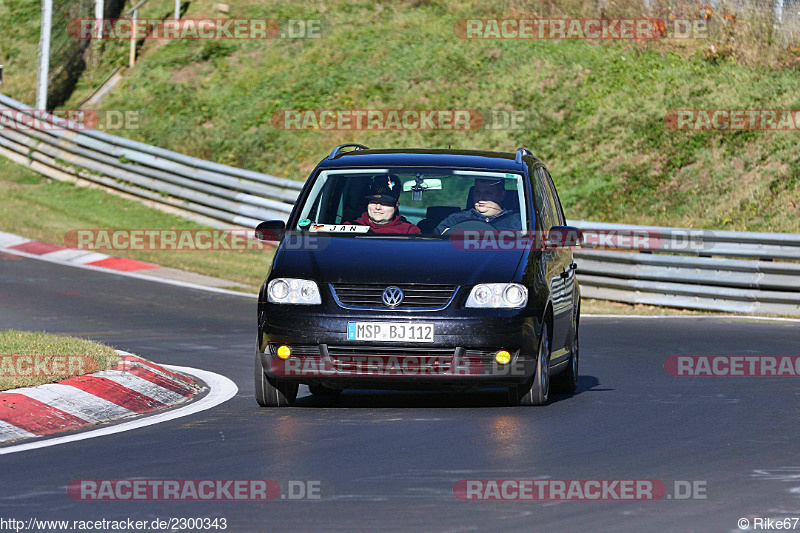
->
298;218;312;227
308;224;371;233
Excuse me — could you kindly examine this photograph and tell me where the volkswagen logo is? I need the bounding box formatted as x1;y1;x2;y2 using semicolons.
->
381;286;404;307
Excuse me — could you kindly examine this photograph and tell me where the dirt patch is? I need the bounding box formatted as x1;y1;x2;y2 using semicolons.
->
171;63;204;83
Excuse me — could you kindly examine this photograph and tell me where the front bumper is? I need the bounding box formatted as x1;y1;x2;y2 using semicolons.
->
257;308;542;389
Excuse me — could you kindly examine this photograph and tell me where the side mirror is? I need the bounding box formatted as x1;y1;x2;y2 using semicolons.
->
255;220;286;242
545;226;582;249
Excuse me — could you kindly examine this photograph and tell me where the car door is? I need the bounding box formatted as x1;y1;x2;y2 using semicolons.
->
531;168;565;353
541;168;574;359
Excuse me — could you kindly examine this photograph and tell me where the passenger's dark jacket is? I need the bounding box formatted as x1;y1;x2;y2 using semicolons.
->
435;209;520;235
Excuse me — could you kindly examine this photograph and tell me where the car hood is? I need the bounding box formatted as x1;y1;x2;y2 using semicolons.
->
272;235;527;285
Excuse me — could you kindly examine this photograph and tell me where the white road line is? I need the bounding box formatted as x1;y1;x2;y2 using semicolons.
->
583;314;800;322
98;370;187;405
10;384;134;424
0;420;37;442
0;365;237;455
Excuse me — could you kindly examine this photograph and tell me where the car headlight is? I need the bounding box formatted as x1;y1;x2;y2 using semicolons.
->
267;278;321;304
466;283;528;309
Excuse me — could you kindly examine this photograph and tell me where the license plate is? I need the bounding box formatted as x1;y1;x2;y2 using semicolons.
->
347;322;435;343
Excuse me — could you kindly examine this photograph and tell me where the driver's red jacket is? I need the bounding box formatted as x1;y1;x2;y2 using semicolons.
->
346;212;422;234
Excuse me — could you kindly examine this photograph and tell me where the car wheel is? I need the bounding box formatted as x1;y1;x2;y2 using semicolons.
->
254;352;298;407
509;322;551;406
552;321;579;394
308;384;343;396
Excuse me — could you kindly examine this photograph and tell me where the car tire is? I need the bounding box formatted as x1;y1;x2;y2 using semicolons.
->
254;352;298;407
509;322;550;406
552;319;579;394
308;384;343;396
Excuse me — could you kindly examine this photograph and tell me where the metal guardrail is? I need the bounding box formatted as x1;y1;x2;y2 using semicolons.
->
567;220;800;315
0;93;302;229
0;93;798;314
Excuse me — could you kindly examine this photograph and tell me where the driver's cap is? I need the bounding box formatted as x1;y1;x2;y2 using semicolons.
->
365;175;400;204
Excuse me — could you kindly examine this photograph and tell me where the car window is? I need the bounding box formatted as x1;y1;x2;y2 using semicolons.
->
293;168;530;235
533;169;554;231
542;169;566;226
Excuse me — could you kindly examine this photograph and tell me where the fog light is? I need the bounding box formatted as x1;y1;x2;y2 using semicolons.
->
495;350;511;365
276;345;292;360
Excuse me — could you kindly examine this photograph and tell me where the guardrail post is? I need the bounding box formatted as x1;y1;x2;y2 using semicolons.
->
36;0;53;110
129;9;138;68
95;0;105;39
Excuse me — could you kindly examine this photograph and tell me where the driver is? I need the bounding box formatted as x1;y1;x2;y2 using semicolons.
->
347;175;421;234
435;178;521;235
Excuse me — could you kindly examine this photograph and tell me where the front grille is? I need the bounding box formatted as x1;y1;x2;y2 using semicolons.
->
326;345;455;357
330;284;457;310
326;344;455;373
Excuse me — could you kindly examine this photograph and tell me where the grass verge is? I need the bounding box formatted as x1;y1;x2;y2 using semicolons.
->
0;329;120;391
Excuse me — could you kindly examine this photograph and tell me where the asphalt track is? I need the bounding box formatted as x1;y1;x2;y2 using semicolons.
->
1;251;799;532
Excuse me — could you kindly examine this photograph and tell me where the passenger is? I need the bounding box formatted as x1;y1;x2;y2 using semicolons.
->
435;178;521;235
348;175;421;234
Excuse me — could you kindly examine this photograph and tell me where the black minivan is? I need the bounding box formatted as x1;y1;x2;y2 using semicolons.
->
255;145;581;407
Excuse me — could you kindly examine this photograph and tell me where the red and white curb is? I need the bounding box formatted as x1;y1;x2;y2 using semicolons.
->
0;351;223;448
0;231;158;272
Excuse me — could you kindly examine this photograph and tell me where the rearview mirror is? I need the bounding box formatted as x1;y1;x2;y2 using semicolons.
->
255;220;286;241
403;178;442;191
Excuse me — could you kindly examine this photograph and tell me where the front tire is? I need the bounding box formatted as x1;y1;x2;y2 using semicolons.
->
254;352;298;407
552;319;579;394
509;322;551;406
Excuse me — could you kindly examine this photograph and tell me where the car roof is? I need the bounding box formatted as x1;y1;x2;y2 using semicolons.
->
316;148;542;172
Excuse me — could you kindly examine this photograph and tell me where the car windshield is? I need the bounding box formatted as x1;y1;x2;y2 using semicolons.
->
293;167;530;235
